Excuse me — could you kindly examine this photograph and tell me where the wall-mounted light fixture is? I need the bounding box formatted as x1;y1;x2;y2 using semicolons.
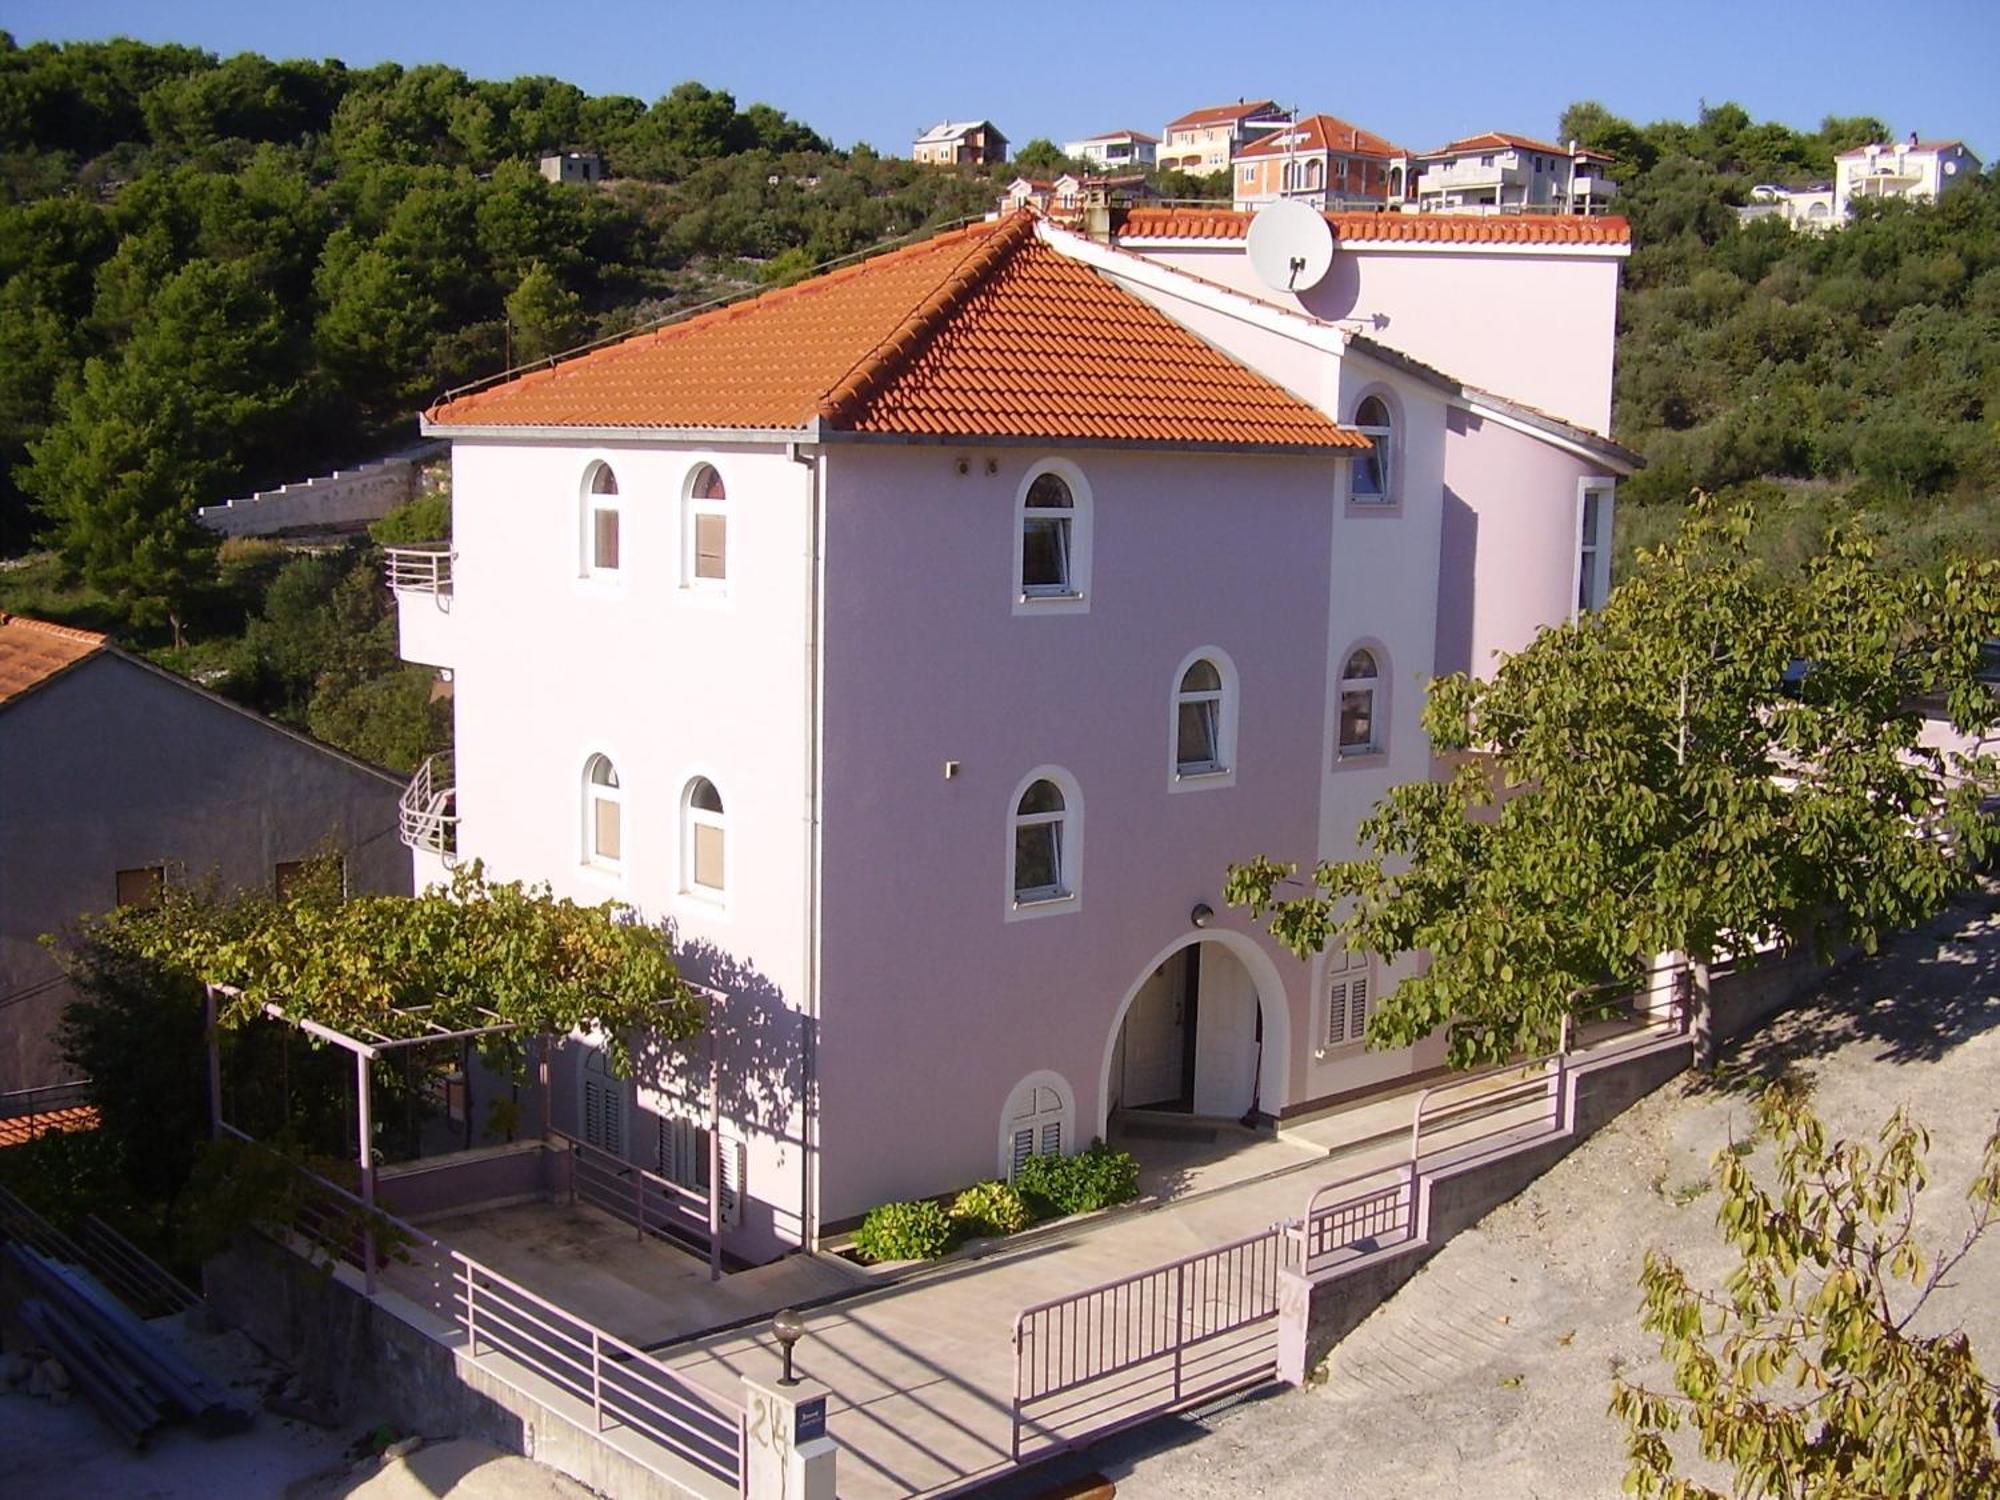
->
1190;903;1214;929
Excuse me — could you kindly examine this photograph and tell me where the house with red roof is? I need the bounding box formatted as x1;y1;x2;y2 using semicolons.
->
1230;113;1405;212
0;613;409;1093
1158;98;1287;173
394;202;1638;1262
1403;131;1619;215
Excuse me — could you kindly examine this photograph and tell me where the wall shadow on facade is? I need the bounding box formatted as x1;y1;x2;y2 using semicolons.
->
639;936;811;1145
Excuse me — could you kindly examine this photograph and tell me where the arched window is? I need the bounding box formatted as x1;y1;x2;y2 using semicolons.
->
684;463;727;586
584;754;621;867
584;463;620;574
999;1072;1074;1179
1172;651;1238;784
684;777;726;896
1337;648;1382;757
1350;396;1395;504
1014;463;1091;611
1303;158;1322;191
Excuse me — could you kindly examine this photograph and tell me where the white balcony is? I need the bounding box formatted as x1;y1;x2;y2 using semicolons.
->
399;752;458;859
383;544;454;668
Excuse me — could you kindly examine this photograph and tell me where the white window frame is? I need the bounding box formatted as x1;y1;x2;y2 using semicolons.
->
1347;389;1399;507
681;774;727;905
682;461;728;592
998;1071;1075;1179
1574;478;1615;616
1005;765;1083;921
582;752;624;873
1169;646;1240;792
1320;948;1375;1052
1335;643;1387;762
1012;459;1092;616
581;460;622;580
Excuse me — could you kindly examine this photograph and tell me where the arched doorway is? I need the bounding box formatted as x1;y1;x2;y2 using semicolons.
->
1098;934;1289;1136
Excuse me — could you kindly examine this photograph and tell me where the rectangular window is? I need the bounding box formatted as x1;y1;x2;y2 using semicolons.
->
1338;689;1375;754
593;507;620;571
1014;822;1061;897
1325;950;1373;1048
693;822;725;891
594;797;622;863
1177;700;1219;770
1020;516;1071;593
694;512;727;580
115;866;165;908
1577;483;1614;612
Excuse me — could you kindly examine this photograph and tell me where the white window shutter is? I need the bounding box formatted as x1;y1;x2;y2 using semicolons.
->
1011;1128;1034;1178
718;1131;745;1227
1348;974;1370;1044
1040;1121;1062;1157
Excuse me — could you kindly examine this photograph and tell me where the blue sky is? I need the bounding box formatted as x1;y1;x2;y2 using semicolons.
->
8;0;1996;159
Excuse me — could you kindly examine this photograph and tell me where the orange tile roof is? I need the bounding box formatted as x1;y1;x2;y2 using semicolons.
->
1165;99;1281;131
428;215;1362;450
1237;114;1404;160
0;1105;98;1150
1420;130;1612;161
0;614;107;708
1115;207;1633;246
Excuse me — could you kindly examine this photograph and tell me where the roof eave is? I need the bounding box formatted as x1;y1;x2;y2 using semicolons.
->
816;428;1361;458
421;417;825;445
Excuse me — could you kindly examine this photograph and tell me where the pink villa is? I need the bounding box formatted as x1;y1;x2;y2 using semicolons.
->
394;205;1637;1263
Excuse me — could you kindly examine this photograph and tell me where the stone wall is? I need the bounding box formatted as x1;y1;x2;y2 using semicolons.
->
197;442;446;538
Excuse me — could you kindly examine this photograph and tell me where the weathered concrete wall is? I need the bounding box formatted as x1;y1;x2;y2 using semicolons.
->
1711;950;1850;1043
206;1232;722;1500
375;1141;553;1221
198;443;445;538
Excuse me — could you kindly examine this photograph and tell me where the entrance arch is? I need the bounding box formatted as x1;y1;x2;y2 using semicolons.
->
1095;931;1291;1139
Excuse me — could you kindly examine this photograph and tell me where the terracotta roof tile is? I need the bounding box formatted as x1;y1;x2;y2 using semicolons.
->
429;215;1362;450
1165;99;1281;130
0;614;107;708
1420;130;1613;161
1236;114;1404;160
0;1105;97;1149
1115;207;1632;246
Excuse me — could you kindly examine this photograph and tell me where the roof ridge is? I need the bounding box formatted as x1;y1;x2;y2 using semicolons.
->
815;211;1038;427
0;612;109;647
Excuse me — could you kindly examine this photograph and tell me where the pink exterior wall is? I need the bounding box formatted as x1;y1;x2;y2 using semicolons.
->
437;437;816;1262
811;441;1449;1221
1131;242;1623;435
1436;409;1618;679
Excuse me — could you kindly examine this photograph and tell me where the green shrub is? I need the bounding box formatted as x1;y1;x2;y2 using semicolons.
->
852;1198;954;1262
369;491;451;546
1013;1143;1142;1220
949;1180;1031;1239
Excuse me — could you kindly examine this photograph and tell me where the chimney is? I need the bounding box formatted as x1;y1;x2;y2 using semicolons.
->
1908;130;1919;148
1080;182;1121;243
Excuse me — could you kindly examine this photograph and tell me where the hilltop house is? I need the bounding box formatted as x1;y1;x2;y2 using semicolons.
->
1833;135;1980;218
1158;99;1286;174
1400;133;1618;215
1064;130;1157;171
1230;114;1403;212
912;120;1009;167
394;201;1635;1262
0;615;410;1093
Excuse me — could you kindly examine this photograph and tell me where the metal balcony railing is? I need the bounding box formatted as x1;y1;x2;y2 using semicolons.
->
383;545;453;595
398;753;458;857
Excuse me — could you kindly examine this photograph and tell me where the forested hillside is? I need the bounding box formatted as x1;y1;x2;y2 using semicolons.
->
1;37;1992;765
1561;100;1998;568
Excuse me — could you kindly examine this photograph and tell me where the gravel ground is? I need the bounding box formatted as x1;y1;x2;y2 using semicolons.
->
1079;883;2000;1500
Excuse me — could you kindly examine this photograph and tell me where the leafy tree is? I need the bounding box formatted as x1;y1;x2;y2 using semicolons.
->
1011;138;1077;177
1226;501;2000;1069
1612;1085;2000;1497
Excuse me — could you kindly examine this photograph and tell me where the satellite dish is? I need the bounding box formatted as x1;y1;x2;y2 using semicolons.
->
1246;199;1335;293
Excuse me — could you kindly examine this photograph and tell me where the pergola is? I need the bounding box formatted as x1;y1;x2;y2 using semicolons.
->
202;979;734;1285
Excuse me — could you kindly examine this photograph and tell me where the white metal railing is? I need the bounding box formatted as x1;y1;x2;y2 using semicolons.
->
383;545;453;595
398;753;457;857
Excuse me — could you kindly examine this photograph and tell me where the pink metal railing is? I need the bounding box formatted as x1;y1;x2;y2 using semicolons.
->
551;1128;714;1254
1011;1224;1288;1462
241;1133;748;1493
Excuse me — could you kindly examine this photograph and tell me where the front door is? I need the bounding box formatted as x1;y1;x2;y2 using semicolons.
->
1121;961;1188;1109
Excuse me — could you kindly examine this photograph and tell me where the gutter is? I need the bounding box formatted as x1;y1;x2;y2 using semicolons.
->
788;439;827;1251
